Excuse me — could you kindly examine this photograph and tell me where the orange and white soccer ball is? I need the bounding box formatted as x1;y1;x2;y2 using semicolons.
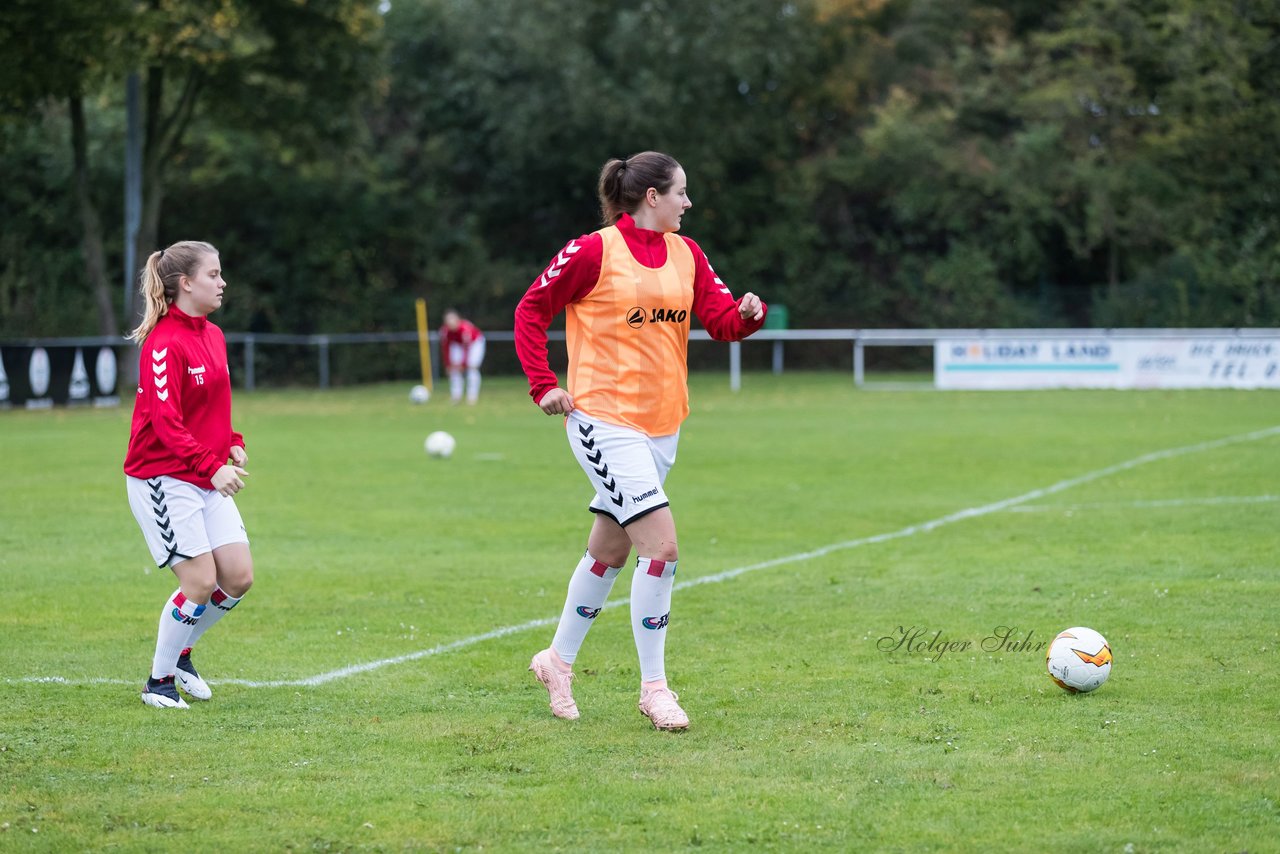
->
1046;626;1112;693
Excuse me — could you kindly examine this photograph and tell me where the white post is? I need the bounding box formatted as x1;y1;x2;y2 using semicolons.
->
854;338;864;387
729;341;741;392
318;336;330;389
244;336;255;391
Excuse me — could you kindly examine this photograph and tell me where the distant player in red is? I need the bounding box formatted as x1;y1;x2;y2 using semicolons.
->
516;151;766;730
123;240;254;709
439;309;485;404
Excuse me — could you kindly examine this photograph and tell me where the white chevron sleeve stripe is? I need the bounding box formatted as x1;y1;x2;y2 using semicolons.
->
537;239;580;288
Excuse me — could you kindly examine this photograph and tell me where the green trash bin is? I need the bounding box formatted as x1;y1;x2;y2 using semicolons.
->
763;304;788;330
762;304;787;373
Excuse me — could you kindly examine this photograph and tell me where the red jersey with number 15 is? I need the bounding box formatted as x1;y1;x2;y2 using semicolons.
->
123;305;244;490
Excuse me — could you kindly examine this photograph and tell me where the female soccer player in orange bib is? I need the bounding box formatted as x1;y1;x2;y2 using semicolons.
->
515;152;766;730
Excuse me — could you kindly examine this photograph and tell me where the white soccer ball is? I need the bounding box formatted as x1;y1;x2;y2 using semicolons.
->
424;431;456;458
1046;626;1112;693
409;384;431;404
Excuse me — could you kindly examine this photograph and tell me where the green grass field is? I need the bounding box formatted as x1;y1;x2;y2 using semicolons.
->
2;373;1278;852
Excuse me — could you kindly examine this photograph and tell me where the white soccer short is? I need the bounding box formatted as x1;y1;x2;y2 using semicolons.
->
566;409;679;526
448;338;486;369
126;475;249;567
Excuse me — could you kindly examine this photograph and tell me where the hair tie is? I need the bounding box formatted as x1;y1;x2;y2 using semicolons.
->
618;159;627;171
158;248;166;259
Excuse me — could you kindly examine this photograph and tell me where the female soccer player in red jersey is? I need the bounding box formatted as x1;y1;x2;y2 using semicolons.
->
515;152;766;730
439;309;486;404
123;241;254;709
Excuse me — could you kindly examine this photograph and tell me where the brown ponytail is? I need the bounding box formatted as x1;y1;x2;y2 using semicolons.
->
597;151;681;225
128;240;218;344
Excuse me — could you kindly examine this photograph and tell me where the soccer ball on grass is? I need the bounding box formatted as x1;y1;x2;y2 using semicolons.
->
1046;626;1112;693
409;384;431;404
424;431;456;458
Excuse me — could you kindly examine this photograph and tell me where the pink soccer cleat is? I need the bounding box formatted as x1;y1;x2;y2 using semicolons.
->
529;648;580;721
638;686;689;731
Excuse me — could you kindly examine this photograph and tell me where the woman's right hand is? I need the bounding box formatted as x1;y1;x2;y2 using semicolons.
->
212;464;248;496
538;387;575;415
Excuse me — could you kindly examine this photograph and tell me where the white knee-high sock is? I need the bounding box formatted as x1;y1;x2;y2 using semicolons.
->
449;372;464;402
551;552;623;665
631;557;676;682
182;586;244;650
151;589;205;679
465;368;481;402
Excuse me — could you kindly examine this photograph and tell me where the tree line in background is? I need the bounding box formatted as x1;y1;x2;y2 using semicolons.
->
1;0;1276;342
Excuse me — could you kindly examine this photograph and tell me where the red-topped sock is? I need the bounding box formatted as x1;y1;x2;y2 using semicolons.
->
182;586;243;649
631;557;676;682
151;590;205;680
550;552;623;664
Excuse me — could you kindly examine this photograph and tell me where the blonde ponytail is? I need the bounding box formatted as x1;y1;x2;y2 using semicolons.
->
127;240;219;345
129;251;169;344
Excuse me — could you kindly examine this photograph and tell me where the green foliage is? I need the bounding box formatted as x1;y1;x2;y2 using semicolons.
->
0;0;385;338
1;0;1277;338
0;120;86;334
2;377;1279;848
0;0;135;115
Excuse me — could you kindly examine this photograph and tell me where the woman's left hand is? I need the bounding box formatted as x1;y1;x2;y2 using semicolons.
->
738;292;764;322
229;445;248;466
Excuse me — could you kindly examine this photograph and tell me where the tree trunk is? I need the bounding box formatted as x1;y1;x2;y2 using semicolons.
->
127;65;164;333
1108;237;1119;293
70;94;119;337
130;65;200;329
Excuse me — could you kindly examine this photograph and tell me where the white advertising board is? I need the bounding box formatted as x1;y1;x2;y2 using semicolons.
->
935;337;1280;390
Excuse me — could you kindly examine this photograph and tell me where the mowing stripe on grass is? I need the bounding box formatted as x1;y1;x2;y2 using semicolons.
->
1009;494;1279;512
672;425;1280;594
12;424;1280;689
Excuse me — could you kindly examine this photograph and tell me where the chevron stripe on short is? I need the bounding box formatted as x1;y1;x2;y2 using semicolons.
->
147;478;180;564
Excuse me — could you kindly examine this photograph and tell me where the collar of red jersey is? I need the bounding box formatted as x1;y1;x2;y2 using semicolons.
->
616;212;667;247
166;304;208;330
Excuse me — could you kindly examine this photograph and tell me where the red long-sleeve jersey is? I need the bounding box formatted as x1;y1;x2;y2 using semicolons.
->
440;319;484;368
123;306;244;490
515;213;767;412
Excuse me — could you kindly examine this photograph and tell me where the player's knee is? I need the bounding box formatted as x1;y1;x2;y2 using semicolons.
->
183;576;217;603
222;562;253;597
646;541;678;563
594;545;631;568
225;571;253;598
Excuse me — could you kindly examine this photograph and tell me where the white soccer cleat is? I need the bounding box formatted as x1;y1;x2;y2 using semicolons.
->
141;675;190;709
175;650;212;701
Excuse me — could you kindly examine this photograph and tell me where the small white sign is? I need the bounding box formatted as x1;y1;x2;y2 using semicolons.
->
28;347;51;397
95;346;118;394
69;348;91;399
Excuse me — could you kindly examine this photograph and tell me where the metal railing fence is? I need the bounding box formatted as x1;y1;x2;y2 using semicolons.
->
3;328;1275;392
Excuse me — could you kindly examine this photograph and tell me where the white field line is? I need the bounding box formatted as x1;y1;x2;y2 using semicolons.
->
1009;494;1279;513
13;425;1280;690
